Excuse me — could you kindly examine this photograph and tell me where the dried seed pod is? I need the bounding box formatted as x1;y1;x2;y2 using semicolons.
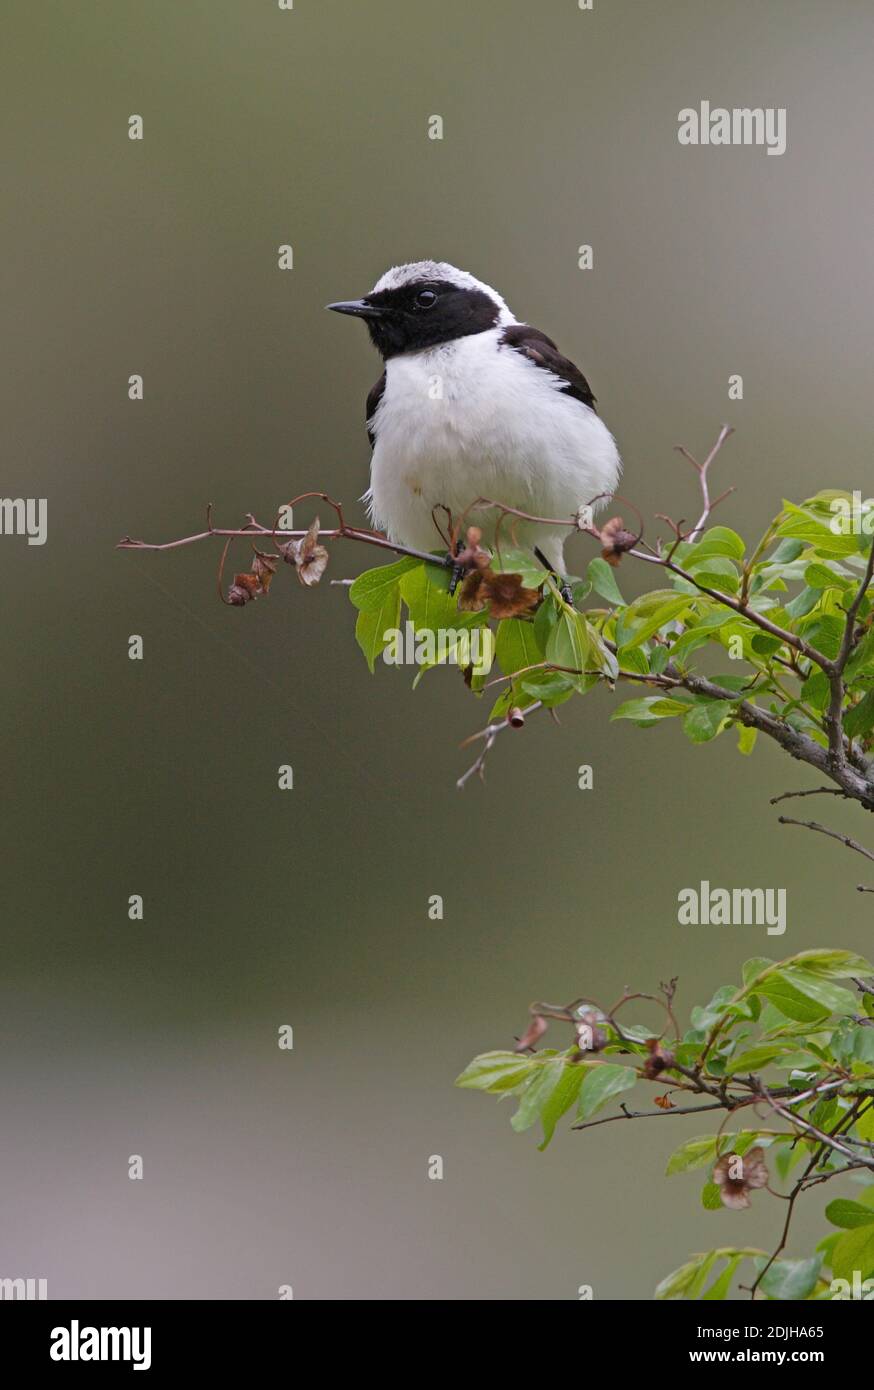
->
251;551;278;593
599;515;637;566
642;1037;676;1078
285;517;330;586
227;579;254;606
712;1147;769;1210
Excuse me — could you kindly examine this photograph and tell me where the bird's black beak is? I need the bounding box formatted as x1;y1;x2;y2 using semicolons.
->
326;298;387;319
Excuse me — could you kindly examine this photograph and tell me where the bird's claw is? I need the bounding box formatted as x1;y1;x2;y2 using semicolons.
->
448;562;465;596
533;545;574;606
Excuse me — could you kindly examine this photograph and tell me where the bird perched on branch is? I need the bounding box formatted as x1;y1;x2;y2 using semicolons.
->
327;260;621;582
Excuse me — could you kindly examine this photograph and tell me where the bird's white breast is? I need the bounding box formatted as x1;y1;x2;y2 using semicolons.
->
366;328;620;568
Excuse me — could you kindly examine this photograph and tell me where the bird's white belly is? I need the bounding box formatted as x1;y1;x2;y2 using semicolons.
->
366;330;621;568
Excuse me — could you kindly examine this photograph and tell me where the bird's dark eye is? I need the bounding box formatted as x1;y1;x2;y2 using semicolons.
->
415;288;438;309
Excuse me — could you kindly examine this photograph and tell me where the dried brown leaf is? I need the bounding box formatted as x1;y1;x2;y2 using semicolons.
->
460;567;540;618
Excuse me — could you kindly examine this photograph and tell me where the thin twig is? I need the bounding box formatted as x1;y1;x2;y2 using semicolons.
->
755;1085;870;1167
747;1096;869;1297
769;787;849;806
572;1100;728;1131
675;423;735;540
776;816;874;865
456;702;543;788
119;518;451;570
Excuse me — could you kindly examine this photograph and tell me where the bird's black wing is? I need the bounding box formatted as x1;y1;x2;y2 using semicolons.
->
500;324;597;412
366;372;386;447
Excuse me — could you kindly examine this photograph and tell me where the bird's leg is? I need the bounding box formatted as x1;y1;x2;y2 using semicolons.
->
447;533;466;594
448;539;465;596
429;505;466;596
534;546;574;605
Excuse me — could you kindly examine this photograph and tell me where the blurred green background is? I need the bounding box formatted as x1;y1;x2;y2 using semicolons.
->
2;0;873;1299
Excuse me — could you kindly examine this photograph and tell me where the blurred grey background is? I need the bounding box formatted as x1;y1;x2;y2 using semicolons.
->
1;0;873;1299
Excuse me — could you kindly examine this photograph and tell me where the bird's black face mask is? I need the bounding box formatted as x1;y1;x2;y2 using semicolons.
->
327;280;502;358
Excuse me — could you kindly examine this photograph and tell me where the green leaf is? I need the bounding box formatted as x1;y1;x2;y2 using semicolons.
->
845;690;874;741
666;1134;734;1176
785;586;822;620
545;607;589;676
825;1198;874;1230
847;626;874;680
586;556;625;606
685;556;740;594
751;631;787;656
655;1247;762;1300
766;537;805;564
724;1045;791;1076
753;1255;822;1301
701;1253;746;1299
533;593;560;650
511;1058;567;1133
495;618;542;675
654;1252;714;1301
737;725;757;755
400;562;475;632
611;695;690;726
780;968;857;1016
798;611;845;660
800;669;830;712
683;699;733;743
775;1139;809;1183
691;526;746;561
830;1017;857;1065
454;1050;541;1092
701;1181;723;1211
755;973;832;1024
616;591;691;648
786;949;874;979
775;501;860;557
397;562;485;671
816;1230;841;1267
615;644;649;676
650;644;670;674
742;957;774;987
671;617;734;664
349;556;420;611
831;1224;874;1284
690;984;737;1032
537;1061;589;1150
519;670;576;706
805;562;848;591
576;1063;637;1120
354;583;401;672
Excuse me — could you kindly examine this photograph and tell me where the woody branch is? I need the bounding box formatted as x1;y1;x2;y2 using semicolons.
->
116;433;874;820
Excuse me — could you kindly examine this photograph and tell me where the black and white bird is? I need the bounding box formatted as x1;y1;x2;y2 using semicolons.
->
327;261;621;577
